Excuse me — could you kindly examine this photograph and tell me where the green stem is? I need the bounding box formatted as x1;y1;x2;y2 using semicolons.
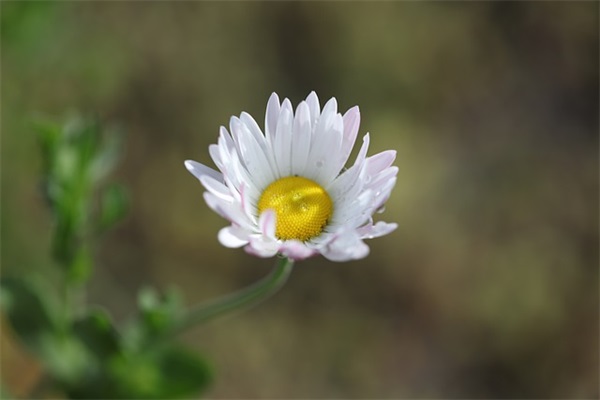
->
167;257;294;339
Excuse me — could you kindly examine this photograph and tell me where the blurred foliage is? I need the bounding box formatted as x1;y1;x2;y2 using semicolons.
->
1;118;212;398
1;1;598;398
36;116;125;283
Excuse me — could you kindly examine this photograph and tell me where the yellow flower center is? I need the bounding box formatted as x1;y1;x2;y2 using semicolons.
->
257;176;333;241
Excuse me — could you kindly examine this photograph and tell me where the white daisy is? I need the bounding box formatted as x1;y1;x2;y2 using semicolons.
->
185;92;397;262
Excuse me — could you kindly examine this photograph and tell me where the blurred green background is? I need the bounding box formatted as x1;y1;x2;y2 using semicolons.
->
1;1;598;398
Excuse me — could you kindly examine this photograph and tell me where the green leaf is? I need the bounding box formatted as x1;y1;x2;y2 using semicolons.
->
63;309;122;399
0;277;57;353
156;346;213;398
66;245;92;285
72;308;120;361
0;278;94;388
138;287;183;339
109;352;163;399
121;288;184;357
98;183;128;230
41;332;91;385
35;120;61;170
109;346;212;399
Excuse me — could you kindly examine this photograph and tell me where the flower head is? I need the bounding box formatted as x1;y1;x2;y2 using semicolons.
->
185;92;397;262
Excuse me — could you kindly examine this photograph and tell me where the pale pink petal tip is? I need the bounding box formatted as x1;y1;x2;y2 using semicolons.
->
280;240;316;261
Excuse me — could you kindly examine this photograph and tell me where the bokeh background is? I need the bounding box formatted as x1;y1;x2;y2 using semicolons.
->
2;1;598;398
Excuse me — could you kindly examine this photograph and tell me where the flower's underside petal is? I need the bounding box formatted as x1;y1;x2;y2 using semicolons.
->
280;240;316;260
245;237;280;258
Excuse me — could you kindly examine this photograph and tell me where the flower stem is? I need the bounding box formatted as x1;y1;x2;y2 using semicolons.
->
167;257;294;339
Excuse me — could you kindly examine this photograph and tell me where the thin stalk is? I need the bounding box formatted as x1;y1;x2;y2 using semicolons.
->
166;257;294;340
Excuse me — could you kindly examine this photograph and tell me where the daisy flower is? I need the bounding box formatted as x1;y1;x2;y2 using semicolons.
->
185;92;397;262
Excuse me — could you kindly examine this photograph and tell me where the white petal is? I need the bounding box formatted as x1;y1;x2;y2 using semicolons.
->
216;128;241;187
327;134;372;217
305;91;321;127
240;111;279;178
336;189;376;228
367;166;398;189
184;160;223;183
341;106;360;165
273;100;293;177
245;238;280;258
367;168;398;210
230;116;274;190
319;97;338;123
239;182;258;223
218;126;236;151
354;133;370;167
218;136;261;202
306;231;335;246
239;111;267;147
363;150;396;177
327;162;363;207
265;93;281;147
357;221;397;239
218;226;250;248
291;101;312;176
320;113;345;184
203;192;253;230
208;144;224;170
209;142;248;204
306;102;343;184
199;175;233;202
320;230;370;262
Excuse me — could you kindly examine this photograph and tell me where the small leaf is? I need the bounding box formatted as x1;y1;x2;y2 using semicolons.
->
109;346;212;399
35;120;61;169
0;277;57;353
64;309;122;399
67;245;92;285
53;145;79;184
109;352;162;399
155;346;213;398
41;332;92;385
72;308;120;360
138;286;160;312
138;287;182;337
98;183;128;230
